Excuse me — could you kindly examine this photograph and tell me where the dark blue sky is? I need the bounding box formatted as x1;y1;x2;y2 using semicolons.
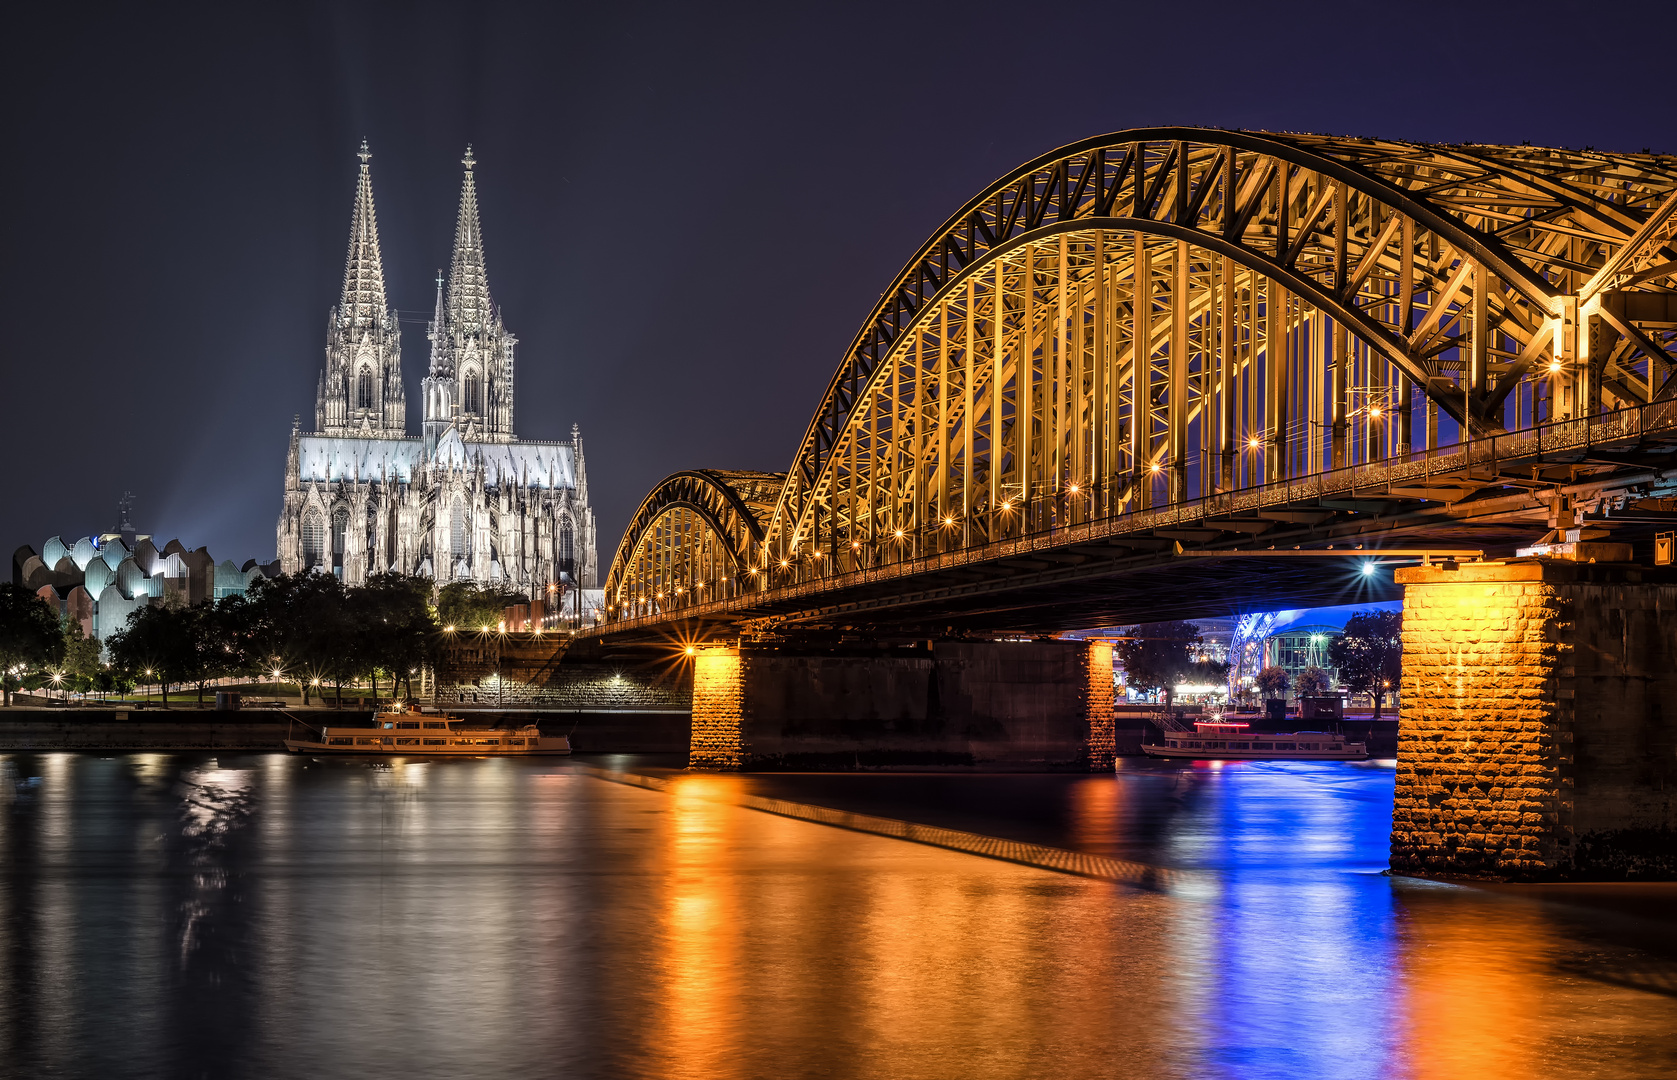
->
4;1;1674;565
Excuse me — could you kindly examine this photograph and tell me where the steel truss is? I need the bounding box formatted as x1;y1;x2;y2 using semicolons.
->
608;128;1677;622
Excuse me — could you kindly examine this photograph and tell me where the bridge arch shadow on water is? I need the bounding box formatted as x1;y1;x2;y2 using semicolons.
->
598;126;1677;638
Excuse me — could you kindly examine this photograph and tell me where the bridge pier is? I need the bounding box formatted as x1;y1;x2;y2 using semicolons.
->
1392;558;1677;881
689;639;1116;771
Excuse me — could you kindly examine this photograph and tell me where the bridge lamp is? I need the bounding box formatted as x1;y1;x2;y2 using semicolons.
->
852;541;860;549
1360;561;1377;577
1149;463;1161;473
1068;483;1079;494
444;625;456;633
944;516;955;527
1001;500;1012;512
1549;359;1564;373
1369;406;1382;419
685;646;696;656
780;559;789;568
1249;437;1261;449
894;529;904;539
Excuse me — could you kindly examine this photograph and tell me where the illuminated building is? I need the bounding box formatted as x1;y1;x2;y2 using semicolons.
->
276;143;598;593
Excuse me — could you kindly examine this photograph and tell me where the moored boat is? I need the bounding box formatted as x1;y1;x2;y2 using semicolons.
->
283;707;571;756
1140;718;1366;761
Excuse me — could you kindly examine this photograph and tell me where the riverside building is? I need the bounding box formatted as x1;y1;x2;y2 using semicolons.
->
277;143;598;596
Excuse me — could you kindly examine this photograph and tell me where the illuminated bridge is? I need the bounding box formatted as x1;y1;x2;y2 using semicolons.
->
555;128;1677;879
599;127;1677;640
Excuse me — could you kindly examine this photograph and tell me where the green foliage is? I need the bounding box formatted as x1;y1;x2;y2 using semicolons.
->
1116;621;1204;706
0;583;66;706
61;618;103;692
1296;665;1332;697
436;580;526;632
1328;610;1403;718
1254;665;1291;699
102;571;444;708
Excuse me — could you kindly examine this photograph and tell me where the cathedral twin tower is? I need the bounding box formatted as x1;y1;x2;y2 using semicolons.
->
278;142;597;596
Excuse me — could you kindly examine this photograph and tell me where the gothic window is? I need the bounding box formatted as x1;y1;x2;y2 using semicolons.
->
463;370;482;414
450;500;466;559
302;511;325;568
331;507;349;576
357;365;374;410
559;518;575;575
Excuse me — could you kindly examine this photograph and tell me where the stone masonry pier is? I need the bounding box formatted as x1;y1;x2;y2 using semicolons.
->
1392;558;1677;881
690;639;1116;771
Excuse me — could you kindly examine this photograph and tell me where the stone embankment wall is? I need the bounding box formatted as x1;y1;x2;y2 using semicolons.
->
0;710;373;751
1392;559;1677;881
433;634;691;711
692;640;1116;770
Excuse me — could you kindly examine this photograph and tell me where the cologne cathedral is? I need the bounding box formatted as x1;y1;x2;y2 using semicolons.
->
277;143;597;594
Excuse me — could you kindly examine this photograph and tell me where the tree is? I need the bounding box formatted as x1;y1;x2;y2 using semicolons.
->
0;583;65;706
1254;665;1290;701
437;580;526;632
352;573;438;705
61;618;103;694
1296;665;1331;698
106;604;184;701
1328;610;1403;719
1116;621;1203;710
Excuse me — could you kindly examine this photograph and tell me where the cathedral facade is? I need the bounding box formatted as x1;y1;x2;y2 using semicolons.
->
277;143;598;594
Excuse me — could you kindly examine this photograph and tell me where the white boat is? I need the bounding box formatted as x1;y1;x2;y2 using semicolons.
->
283;708;571;756
1140;717;1366;761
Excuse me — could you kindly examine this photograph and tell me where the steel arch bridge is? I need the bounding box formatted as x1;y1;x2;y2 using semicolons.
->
603;127;1677;636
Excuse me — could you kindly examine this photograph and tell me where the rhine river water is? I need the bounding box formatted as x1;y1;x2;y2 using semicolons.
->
2;753;1674;1079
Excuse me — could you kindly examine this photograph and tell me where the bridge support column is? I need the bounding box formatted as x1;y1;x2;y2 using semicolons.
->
685;639;1116;772
1391;559;1677;881
690;645;746;770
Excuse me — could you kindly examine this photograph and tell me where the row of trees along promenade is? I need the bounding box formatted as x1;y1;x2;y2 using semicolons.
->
0;575;529;708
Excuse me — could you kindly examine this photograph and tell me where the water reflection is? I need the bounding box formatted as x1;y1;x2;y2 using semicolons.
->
0;754;1672;1079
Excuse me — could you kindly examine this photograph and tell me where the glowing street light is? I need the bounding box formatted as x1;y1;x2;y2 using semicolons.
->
1361;562;1377;577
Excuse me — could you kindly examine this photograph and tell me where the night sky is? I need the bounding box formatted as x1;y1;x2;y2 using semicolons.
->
4;1;1674;568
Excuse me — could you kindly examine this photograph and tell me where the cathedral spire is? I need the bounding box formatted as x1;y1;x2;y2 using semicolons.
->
446;146;492;334
426;270;448;375
339;139;388;329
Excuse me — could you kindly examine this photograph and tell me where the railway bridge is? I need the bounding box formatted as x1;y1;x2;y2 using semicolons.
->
586;128;1677;879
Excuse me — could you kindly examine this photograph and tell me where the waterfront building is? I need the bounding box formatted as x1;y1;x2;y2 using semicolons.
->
276;144;598;596
11;505;276;645
1228;602;1403;691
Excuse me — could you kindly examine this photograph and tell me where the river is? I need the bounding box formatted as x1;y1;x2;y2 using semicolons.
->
2;753;1673;1079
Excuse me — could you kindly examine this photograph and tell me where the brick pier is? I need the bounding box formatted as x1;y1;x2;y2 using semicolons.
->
1392;558;1677;880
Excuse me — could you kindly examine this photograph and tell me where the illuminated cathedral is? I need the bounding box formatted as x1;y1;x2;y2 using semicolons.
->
277;143;597;594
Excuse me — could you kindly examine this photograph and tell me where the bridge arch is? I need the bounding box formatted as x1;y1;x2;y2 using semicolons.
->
604;469;783;617
606;128;1677;618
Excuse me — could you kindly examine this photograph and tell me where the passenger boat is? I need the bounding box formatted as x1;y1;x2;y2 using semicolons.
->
283;708;571;756
1140;717;1366;761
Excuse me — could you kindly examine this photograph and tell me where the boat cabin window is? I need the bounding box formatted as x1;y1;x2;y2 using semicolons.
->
382;722;394;730
422;738;446;746
328;737;353;745
396;738;418;746
397;721;420;729
423;722;446;729
355;738;378;745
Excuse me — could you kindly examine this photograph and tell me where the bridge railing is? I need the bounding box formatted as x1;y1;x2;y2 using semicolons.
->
603;398;1677;629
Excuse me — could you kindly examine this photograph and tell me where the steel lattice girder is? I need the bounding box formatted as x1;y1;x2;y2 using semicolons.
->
606;127;1677;621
